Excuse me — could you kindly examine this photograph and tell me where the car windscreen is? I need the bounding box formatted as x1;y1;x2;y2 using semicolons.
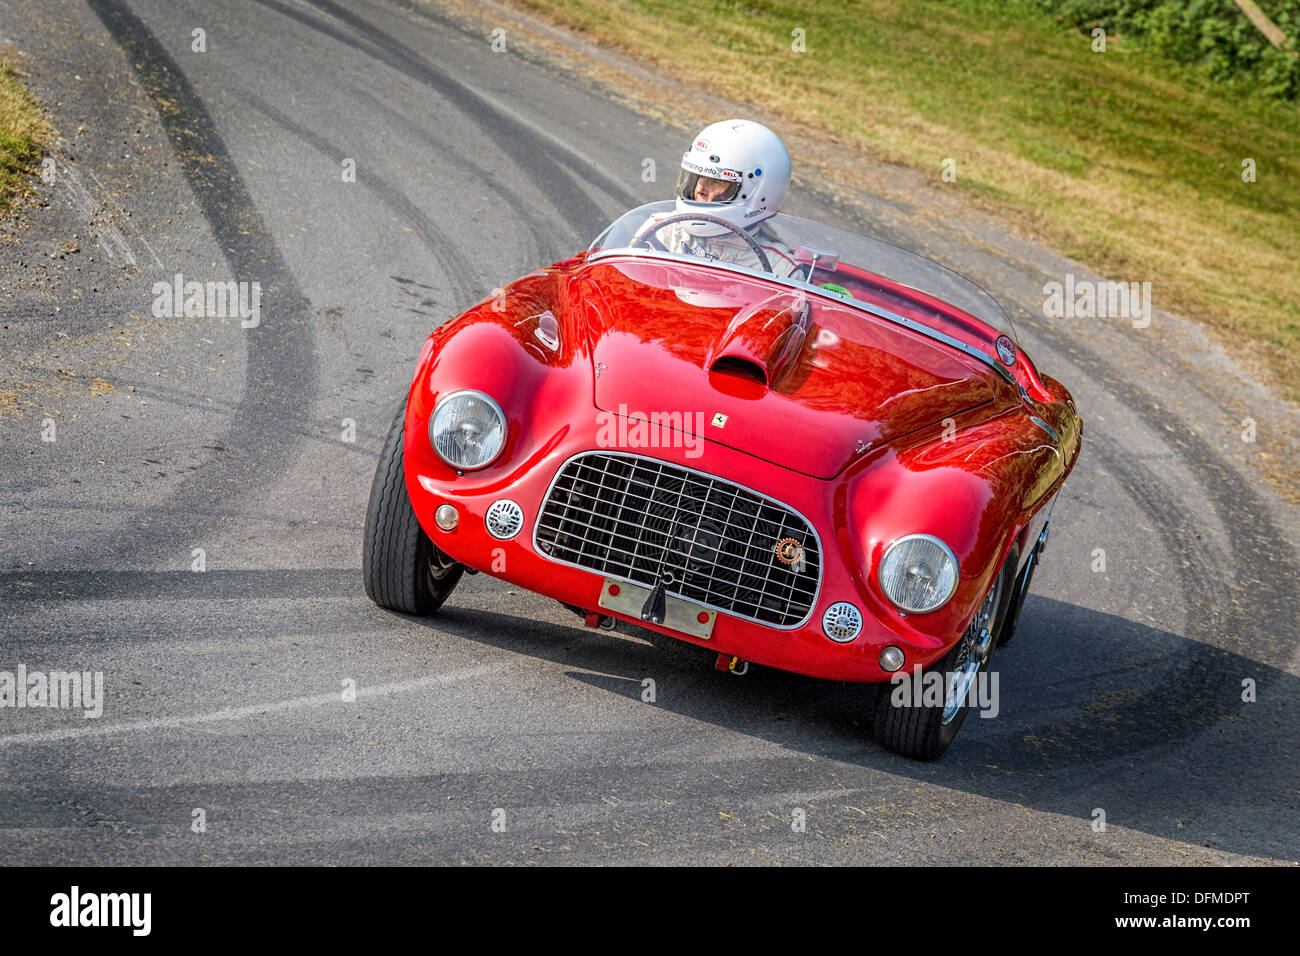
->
589;201;1019;375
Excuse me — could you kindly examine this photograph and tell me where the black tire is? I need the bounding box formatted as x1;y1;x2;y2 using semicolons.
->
997;545;1039;648
873;547;1018;760
363;402;463;615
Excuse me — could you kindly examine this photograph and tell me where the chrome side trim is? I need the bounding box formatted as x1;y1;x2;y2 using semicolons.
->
1029;415;1059;443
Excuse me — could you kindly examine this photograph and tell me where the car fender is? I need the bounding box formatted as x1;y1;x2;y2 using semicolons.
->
403;269;594;494
843;395;1079;649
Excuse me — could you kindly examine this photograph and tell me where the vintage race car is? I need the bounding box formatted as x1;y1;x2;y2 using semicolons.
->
363;200;1082;759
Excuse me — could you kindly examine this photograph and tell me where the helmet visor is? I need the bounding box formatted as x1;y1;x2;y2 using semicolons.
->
675;169;742;204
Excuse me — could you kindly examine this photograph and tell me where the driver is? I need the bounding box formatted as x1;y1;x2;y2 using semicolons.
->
649;119;800;278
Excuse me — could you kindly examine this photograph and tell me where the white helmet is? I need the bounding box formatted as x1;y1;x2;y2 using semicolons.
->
674;119;791;237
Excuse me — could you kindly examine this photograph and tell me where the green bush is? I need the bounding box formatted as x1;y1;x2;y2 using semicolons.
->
1038;0;1300;99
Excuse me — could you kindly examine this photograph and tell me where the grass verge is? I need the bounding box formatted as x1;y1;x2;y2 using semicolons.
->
0;54;51;213
506;0;1300;401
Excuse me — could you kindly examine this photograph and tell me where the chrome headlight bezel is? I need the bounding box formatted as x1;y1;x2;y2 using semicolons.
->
877;533;960;614
428;389;508;471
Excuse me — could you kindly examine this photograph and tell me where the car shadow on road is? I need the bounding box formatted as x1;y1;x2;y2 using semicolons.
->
418;592;1299;862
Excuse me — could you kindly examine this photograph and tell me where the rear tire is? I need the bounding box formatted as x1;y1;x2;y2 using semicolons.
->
873;548;1018;760
363;402;463;615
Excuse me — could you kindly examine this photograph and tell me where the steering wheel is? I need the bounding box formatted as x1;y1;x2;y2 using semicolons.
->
629;212;773;274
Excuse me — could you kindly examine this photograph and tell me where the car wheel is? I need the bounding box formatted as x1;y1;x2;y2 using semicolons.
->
363;402;464;615
873;547;1018;760
997;548;1037;649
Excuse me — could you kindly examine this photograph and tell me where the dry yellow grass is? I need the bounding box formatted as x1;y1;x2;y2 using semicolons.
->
0;54;50;211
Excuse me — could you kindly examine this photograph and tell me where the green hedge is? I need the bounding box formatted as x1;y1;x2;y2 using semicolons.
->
1038;0;1300;98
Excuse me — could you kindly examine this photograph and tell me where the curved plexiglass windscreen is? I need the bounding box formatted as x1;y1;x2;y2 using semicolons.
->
589;201;1018;374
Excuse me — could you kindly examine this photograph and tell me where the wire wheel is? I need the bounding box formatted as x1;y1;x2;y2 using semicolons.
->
942;571;1004;725
873;546;1018;760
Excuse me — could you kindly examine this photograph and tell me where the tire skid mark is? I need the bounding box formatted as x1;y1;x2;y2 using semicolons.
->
379;0;644;209
84;166;165;269
231;87;478;311
0;567;360;603
254;0;633;237
85;0;319;561
981;374;1298;764
0;664;505;747
343;83;558;267
7;364;387;454
1001;439;1232;754
56;161;133;264
1037;324;1298;662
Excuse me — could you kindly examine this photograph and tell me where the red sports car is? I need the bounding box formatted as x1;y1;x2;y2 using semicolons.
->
363;201;1082;759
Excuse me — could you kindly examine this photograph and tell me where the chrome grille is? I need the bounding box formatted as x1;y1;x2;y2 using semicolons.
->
534;452;821;628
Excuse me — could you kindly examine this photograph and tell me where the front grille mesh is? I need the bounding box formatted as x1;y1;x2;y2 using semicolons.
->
535;452;821;627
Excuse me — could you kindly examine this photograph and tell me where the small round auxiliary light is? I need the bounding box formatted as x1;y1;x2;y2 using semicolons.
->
434;504;459;531
608;584;621;597
879;645;906;673
697;611;710;624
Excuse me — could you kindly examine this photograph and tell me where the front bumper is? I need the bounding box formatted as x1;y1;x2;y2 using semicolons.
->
405;417;953;684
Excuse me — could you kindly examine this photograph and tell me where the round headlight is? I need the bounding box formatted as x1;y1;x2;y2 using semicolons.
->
429;390;507;470
878;534;959;613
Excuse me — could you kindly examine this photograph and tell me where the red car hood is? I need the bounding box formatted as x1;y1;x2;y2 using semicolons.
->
579;259;999;479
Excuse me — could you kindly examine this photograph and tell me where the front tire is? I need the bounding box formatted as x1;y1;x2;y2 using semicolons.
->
999;528;1047;648
363;402;463;615
873;547;1018;760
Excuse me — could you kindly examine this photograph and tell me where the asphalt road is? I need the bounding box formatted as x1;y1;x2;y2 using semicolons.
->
0;0;1297;865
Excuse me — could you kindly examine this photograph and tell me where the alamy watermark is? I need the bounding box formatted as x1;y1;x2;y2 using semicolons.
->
888;665;999;719
595;404;706;458
50;886;150;936
1042;274;1151;329
0;664;103;718
151;273;261;328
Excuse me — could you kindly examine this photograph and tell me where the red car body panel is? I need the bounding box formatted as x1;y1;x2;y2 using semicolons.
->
403;252;1082;684
584;260;1000;480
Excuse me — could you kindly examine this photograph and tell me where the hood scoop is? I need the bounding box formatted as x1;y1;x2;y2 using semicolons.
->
704;290;810;391
582;260;999;479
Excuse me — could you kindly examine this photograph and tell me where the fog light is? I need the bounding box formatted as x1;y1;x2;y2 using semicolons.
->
434;504;459;531
879;645;905;672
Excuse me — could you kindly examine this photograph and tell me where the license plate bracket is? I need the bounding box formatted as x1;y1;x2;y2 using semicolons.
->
597;578;716;639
